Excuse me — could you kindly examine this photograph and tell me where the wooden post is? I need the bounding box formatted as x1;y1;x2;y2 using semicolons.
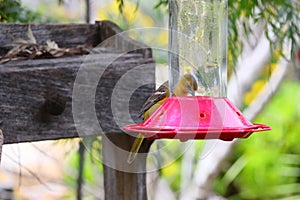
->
102;134;153;200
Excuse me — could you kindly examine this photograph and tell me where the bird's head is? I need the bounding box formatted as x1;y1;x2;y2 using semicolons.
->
174;74;198;96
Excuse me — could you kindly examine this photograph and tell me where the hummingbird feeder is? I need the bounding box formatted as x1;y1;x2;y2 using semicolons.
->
123;0;270;141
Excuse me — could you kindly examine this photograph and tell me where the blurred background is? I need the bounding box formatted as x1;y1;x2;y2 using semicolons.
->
0;0;300;199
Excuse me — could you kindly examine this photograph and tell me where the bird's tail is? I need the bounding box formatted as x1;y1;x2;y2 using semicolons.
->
127;133;144;164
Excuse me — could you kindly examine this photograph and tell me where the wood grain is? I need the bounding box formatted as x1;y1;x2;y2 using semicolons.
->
0;22;155;144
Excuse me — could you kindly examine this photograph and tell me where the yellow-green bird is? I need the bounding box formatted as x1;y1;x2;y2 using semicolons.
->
127;74;198;163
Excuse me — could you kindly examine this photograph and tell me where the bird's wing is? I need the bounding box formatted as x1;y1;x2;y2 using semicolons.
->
137;81;169;118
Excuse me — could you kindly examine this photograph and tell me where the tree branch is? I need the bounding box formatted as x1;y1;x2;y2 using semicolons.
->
76;140;85;200
243;58;289;120
228;33;272;107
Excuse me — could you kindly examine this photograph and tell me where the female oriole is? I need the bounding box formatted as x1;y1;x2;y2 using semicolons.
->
127;74;198;163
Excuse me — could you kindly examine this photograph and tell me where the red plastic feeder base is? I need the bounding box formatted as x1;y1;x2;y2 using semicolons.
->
123;96;271;141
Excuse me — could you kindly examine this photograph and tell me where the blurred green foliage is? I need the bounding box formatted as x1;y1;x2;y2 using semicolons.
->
228;0;300;71
99;0;169;64
117;0;300;69
214;81;300;199
0;0;40;22
63;137;103;199
160;140;204;192
0;0;85;23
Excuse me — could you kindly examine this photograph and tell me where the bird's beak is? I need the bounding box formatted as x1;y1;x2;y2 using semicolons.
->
188;86;196;96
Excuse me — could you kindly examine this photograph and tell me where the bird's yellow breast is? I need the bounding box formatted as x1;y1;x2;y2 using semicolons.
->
144;97;167;120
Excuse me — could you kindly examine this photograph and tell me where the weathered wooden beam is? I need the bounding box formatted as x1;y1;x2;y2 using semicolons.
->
98;21;152;59
0;21;152;59
0;22;155;144
0;53;154;144
102;134;153;200
0;23;100;55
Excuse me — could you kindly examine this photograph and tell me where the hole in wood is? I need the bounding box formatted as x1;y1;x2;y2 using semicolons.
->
44;91;66;116
36;90;67;122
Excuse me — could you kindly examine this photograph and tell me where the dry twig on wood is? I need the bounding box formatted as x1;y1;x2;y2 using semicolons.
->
0;25;93;64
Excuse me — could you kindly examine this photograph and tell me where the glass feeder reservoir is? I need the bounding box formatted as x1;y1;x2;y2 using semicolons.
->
169;0;227;97
123;0;271;141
